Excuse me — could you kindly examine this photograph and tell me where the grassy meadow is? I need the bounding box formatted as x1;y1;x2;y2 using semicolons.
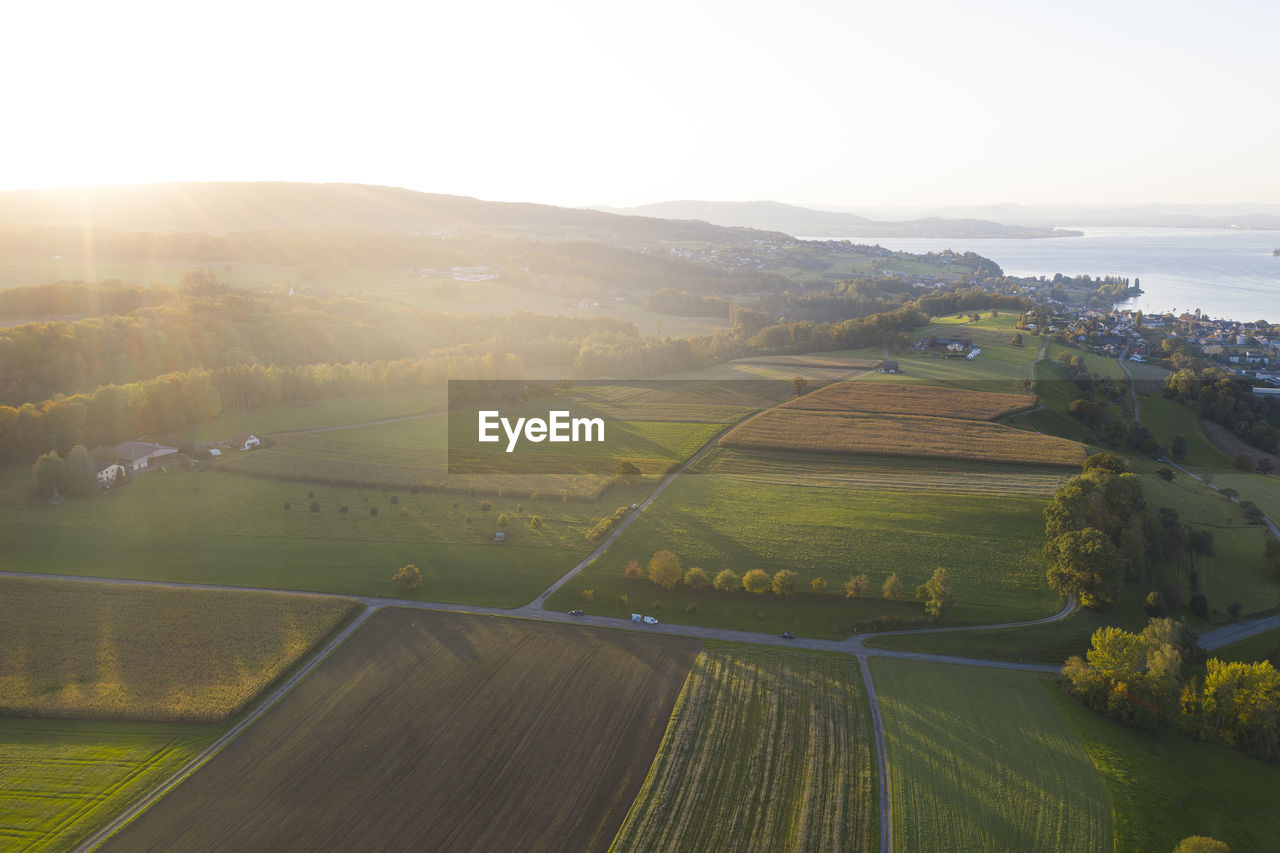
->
0;576;357;721
547;462;1060;636
101;609;701;852
1059;689;1280;852
182;388;447;441
612;644;874;852
871;660;1110;853
0;718;218;853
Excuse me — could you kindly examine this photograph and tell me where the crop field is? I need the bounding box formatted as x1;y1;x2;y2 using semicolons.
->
781;381;1034;420
695;448;1073;497
663;352;876;383
217;413;722;497
0;462;655;605
0;576;356;721
567;378;798;421
101;609;701;853
722;409;1088;467
870;660;1110;853
1058;689;1280;852
0;718;218;853
548;472;1059;634
613;644;874;852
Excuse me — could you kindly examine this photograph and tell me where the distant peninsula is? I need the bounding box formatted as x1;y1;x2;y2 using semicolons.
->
594;200;1083;240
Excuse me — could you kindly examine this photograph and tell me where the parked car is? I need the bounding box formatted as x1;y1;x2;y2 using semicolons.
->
643;616;659;625
568;610;584;616
780;631;796;639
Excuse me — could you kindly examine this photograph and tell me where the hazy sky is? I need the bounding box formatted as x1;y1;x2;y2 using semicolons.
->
4;0;1277;208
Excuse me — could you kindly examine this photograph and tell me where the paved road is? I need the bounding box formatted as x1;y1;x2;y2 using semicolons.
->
1200;613;1280;650
1117;344;1142;422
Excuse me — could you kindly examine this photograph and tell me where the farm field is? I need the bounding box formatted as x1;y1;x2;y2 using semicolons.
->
662;352;876;383
781;380;1033;420
695;448;1074;497
547;469;1060;635
182;388;447;441
613;644;874;852
1136;395;1233;468
865;609;1118;665
1058;689;1280;852
0;576;357;721
721;408;1087;467
870;660;1110;853
219;412;723;495
1207;471;1280;524
0;718;218;853
101;609;701;853
854;322;1042;391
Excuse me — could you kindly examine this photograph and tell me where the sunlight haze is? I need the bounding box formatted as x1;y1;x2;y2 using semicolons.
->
3;0;1277;207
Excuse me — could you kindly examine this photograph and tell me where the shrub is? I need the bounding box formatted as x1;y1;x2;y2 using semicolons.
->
284;502;291;510
810;577;827;592
1189;593;1209;620
1227;602;1243;622
582;589;594;602
308;490;315;499
392;564;421;590
529;515;543;530
648;551;682;589
684;567;710;589
844;573;869;599
480;499;491;512
410;485;420;495
1156;466;1175;481
713;569;740;591
390;495;399;505
370;506;379;517
339;506;349;514
624;560;643;579
1232;453;1255;472
516;504;524;514
685;604;697;614
618;593;628;606
1143;590;1165;617
771;569;798;596
496;513;508;527
309;501;320;513
882;573;903;599
742;569;771;595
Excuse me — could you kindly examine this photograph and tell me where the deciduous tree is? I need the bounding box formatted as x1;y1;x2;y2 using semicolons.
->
742;569;770;595
648;551;682;589
392;564;421;590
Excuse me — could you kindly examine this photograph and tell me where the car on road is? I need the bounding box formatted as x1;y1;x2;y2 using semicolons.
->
643;616;659;625
568;610;583;616
780;631;796;639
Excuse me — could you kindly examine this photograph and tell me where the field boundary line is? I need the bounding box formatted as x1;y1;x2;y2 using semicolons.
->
72;604;381;852
859;656;892;853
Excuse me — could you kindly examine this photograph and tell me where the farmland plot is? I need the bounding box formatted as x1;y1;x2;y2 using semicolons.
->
0;719;216;853
102;610;701;853
0;576;356;721
871;660;1110;853
782;381;1033;421
722;409;1087;467
612;645;875;852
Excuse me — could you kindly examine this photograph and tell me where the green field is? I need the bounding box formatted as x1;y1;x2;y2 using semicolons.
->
182;388;446;441
102;609;701;852
865;609;1117;665
1059;689;1280;852
612;644;874;852
0;718;217;853
0;576;356;721
871;660;1110;853
548;464;1060;636
853;320;1042;391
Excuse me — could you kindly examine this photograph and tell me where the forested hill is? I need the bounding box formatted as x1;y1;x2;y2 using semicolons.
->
598;200;1080;239
0;183;779;244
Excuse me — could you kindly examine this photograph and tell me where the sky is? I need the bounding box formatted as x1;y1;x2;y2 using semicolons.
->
3;0;1278;209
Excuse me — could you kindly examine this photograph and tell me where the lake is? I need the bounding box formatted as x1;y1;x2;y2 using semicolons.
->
808;227;1280;322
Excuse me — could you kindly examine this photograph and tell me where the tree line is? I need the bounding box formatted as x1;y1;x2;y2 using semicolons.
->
1165;368;1279;454
1063;618;1280;765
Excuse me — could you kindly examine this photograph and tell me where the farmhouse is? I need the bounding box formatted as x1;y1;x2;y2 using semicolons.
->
113;441;179;472
880;360;900;374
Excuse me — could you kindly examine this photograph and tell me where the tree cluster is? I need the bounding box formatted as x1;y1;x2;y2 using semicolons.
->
1165;368;1280;453
1063;619;1280;765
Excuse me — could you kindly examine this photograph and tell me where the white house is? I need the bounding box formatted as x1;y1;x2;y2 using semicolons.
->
113;442;179;472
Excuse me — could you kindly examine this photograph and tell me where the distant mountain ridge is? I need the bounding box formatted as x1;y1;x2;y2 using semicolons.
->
0;182;782;244
817;202;1280;230
594;200;1080;239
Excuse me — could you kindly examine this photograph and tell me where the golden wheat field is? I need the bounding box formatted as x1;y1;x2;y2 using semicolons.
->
721;409;1086;467
782;381;1033;420
0;577;357;721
